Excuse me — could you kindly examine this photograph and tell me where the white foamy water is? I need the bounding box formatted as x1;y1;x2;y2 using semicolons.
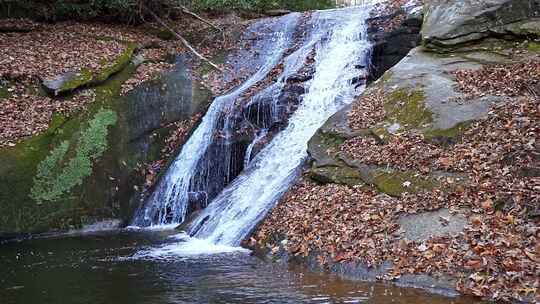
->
131;14;300;227
188;6;373;246
129;233;249;260
131;5;374;258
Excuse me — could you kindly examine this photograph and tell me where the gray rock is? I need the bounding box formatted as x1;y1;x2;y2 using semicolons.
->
398;208;468;242
42;71;88;96
384;47;506;131
368;4;423;81
423;0;540;48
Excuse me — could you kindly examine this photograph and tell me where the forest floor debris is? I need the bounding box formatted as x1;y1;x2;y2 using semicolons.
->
0;14;245;148
453;60;540;98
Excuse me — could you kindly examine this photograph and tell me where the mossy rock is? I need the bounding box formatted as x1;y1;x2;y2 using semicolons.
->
308;130;347;167
92;43;137;84
0;56;213;235
30;109;117;203
384;87;433;129
42;43;136;95
308;165;365;186
0;84;9;101
366;169;438;197
527;41;540;53
155;28;174;40
424;121;473;146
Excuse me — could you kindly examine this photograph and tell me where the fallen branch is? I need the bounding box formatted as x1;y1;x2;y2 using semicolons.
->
176;5;223;33
143;6;223;72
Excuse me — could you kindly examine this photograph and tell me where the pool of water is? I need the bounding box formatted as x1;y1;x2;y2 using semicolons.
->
0;230;483;304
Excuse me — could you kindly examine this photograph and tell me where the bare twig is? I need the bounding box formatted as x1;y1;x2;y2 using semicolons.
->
143;5;223;72
176;5;223;33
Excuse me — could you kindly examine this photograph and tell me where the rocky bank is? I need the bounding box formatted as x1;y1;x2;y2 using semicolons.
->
252;1;540;303
0;14;248;237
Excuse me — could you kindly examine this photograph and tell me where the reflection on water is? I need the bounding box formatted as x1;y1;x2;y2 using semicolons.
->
0;231;482;304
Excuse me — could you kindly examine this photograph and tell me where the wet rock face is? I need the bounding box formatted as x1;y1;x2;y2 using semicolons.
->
367;5;423;81
189;69;310;207
0;56;211;236
423;0;540;49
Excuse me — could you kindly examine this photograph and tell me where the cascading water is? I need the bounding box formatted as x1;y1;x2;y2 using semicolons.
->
131;14;300;227
188;6;373;246
133;4;373;249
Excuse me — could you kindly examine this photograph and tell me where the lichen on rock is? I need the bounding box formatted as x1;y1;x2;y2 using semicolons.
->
30;109;117;203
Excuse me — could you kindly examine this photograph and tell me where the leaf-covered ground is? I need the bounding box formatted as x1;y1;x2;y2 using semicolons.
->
0;14;245;148
253;60;540;303
0;20;174;148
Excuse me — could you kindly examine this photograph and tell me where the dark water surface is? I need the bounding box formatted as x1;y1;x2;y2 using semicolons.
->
0;231;481;304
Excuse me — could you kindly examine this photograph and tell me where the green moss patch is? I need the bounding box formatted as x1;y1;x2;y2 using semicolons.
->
527;42;540;53
30;109;117;203
379;71;394;85
92;43;136;84
368;170;437;197
308;165;365;186
424;121;473;146
308;130;349;167
59;69;94;93
384;88;433;129
0;85;9;101
49;42;136;95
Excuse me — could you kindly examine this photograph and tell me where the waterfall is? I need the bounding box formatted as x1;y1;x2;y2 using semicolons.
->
187;7;373;246
131;13;300;227
133;5;373;248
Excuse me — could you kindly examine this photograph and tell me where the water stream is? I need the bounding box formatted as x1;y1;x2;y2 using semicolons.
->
188;7;372;245
132;13;300;227
0;4;485;304
134;5;372;249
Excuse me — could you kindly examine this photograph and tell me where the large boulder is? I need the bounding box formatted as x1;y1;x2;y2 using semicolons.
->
423;0;540;49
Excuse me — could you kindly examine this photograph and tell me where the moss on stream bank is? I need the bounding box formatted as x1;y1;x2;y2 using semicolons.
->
0;56;212;235
30;109;117;203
